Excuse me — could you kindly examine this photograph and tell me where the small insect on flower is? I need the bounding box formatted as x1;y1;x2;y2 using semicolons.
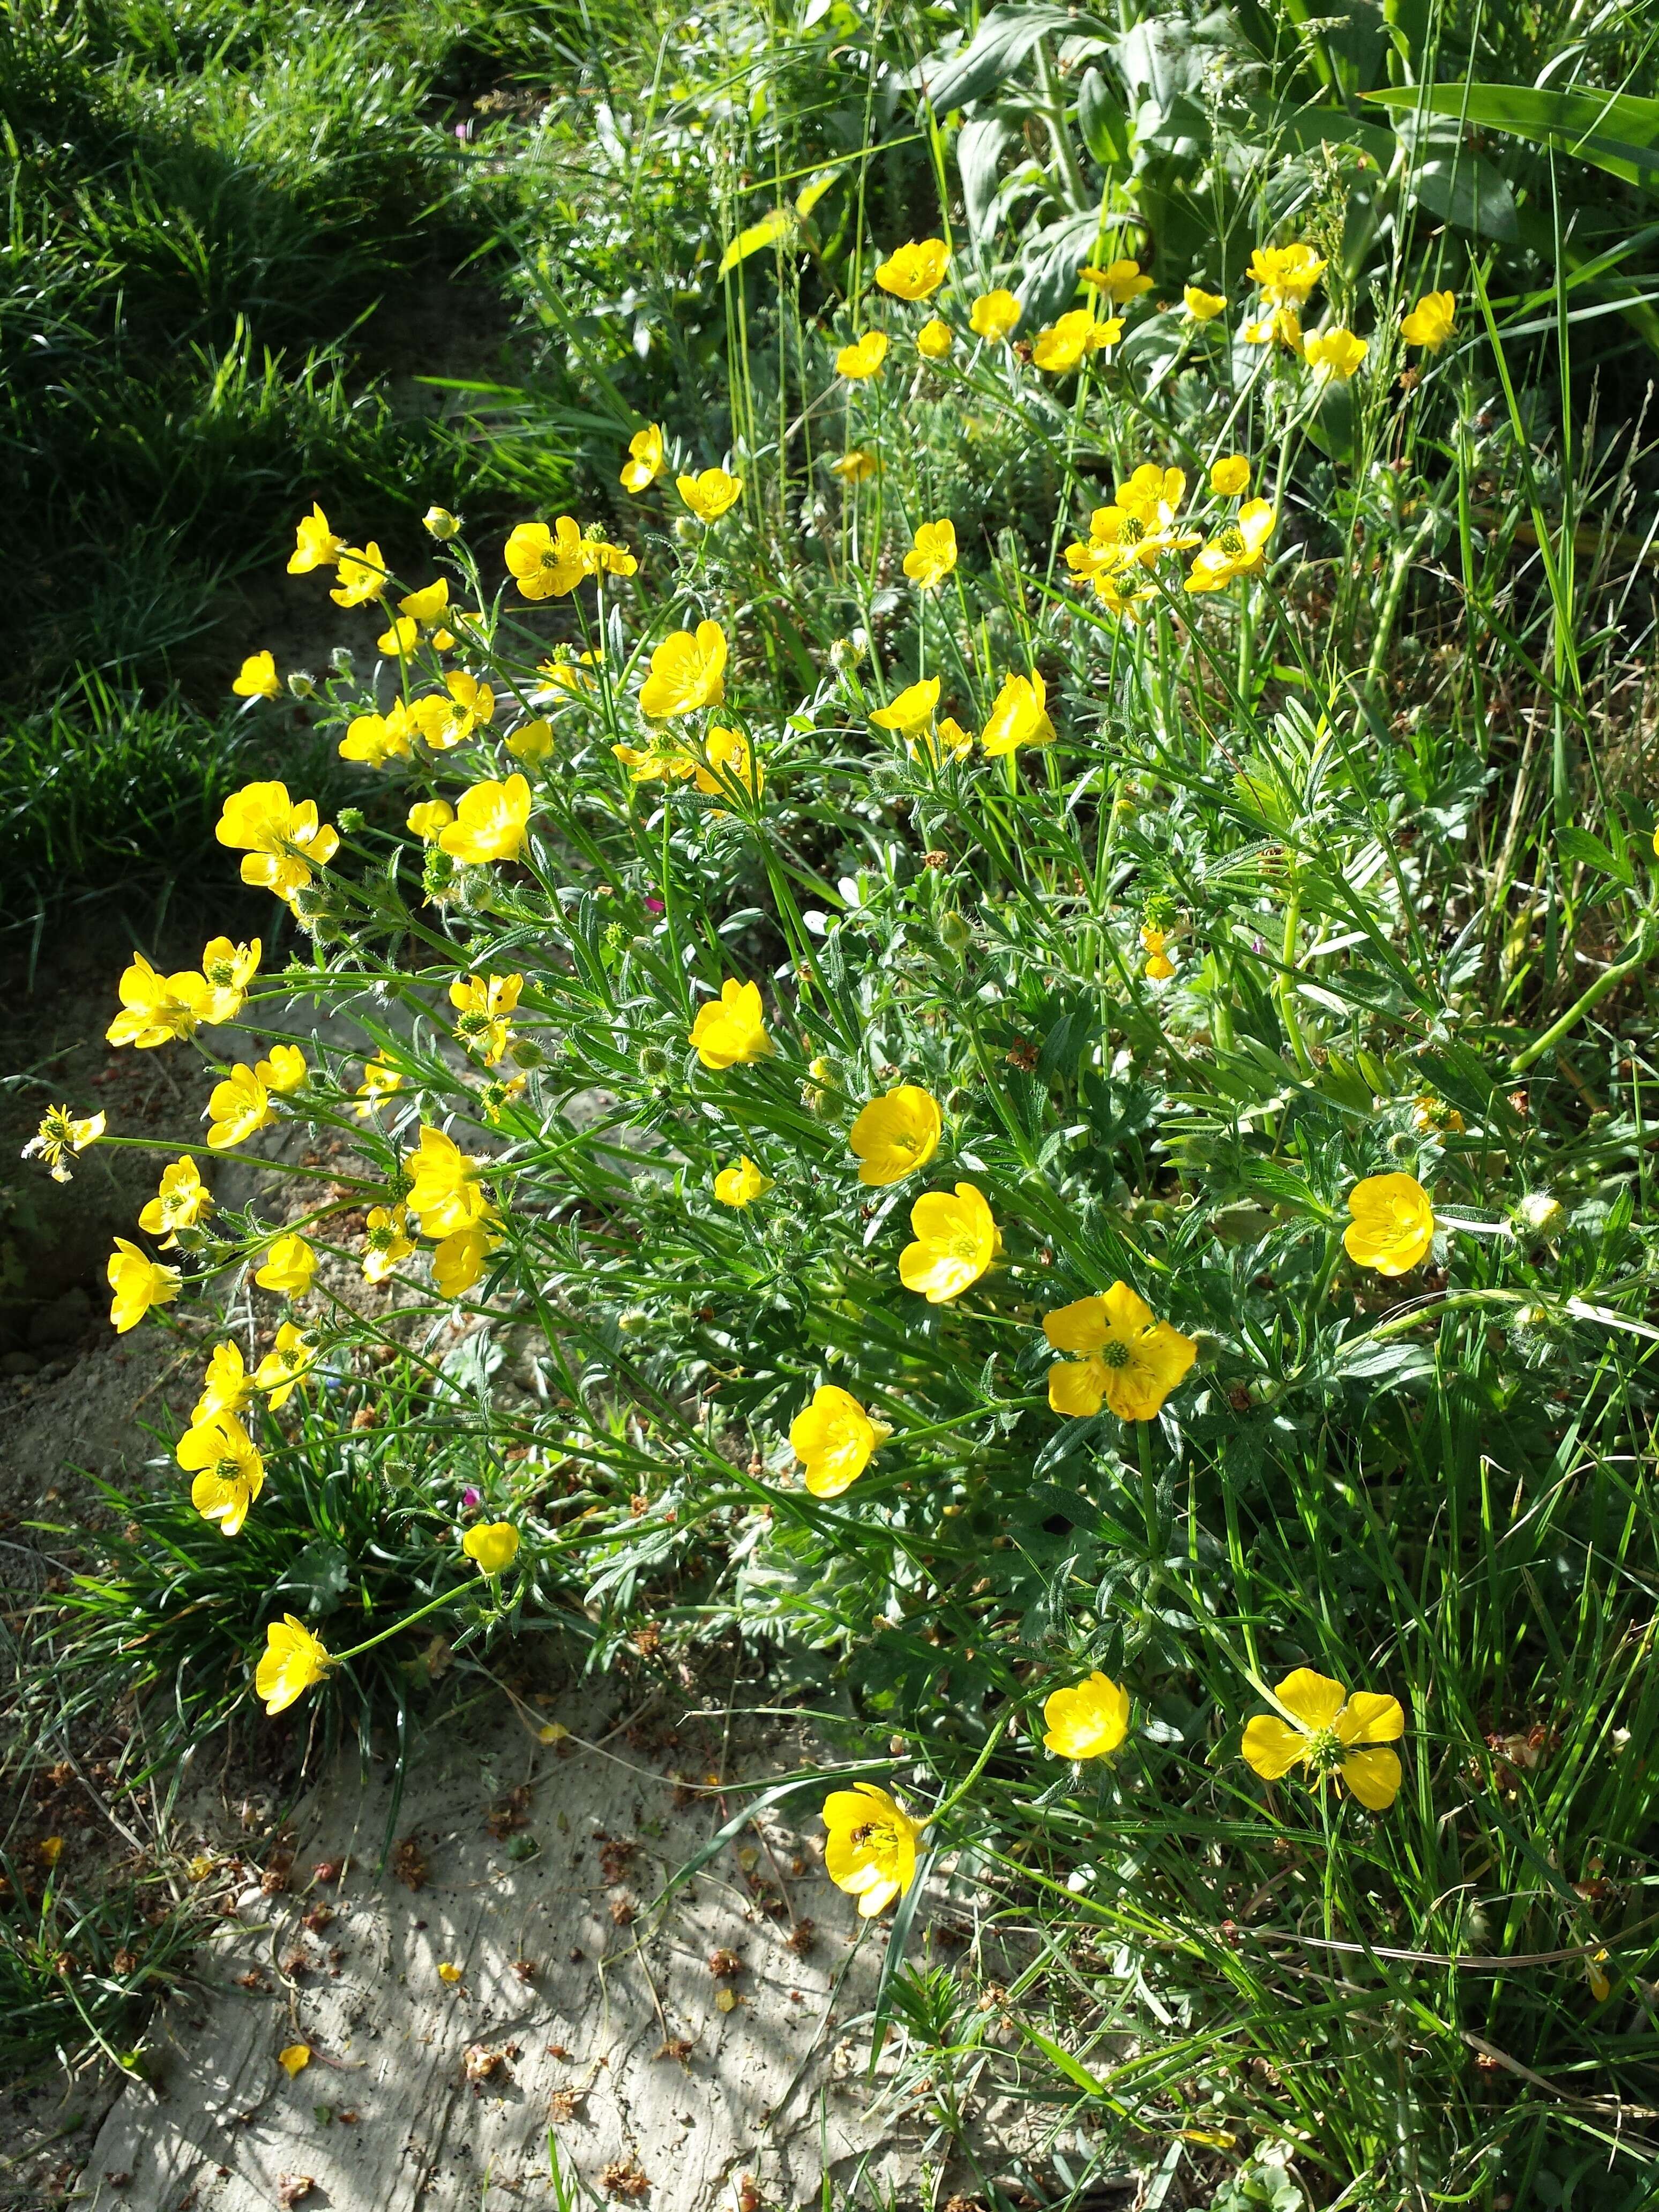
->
1183;284;1227;322
822;1783;925;1916
915;317;953;360
899;1183;1001;1304
1043;1283;1197;1421
689;980;774;1070
1080;258;1153;305
621;423;666;492
875;238;949;300
1400;290;1456;350
902;520;957;591
256;1616;333;1717
139;1157;214;1246
1343;1172;1434;1276
233;652;281;701
639;621;728;718
789;1386;891;1499
1042;1672;1132;1761
178;1412;265;1537
1304;326;1368;381
255;1235;317;1300
969;289;1020;342
677;468;743;522
981;670;1055;756
437;774;533;865
23;1104;105;1183
848;1086;941;1186
713;1157;774;1207
1242;1668;1406;1811
107;1239;181;1334
835;331;889;381
462;1521;520;1575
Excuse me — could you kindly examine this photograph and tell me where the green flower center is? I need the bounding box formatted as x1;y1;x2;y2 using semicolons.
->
1101;1339;1131;1369
1305;1724;1346;1776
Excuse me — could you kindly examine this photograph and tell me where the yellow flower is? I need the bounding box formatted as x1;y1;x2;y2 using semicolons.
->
981;669;1055;756
1242;1668;1405;1811
198;935;261;1022
434;1220;498;1296
916;317;953;360
1043;1283;1197;1421
410;671;494;752
870;676;940;735
714;1156;774;1207
849;1086;941;1186
178;1412;265;1537
462;1521;520;1574
1184;500;1276;593
835;331;889;380
696;725;764;802
407;1124;490;1237
899;1182;1000;1304
1066;556;1156;621
107;1238;181;1334
423;505;460;539
638;621;728;718
875;238;948;300
258;1044;307;1095
1183;284;1227;322
506;718;554;764
1304;326;1367;380
1042;1672;1131;1760
407;798;455;841
504;516;587;600
329;542;387;607
106;952;209;1050
233;651;281;701
621;423;666;492
1411;1094;1465;1135
969;289;1020;341
789;1385;891;1499
437;773;532;864
255;1615;332;1716
822;1783;923;1916
354;1053;405;1115
21;1104;105;1184
830;449;878;482
288;503;344;574
139;1157;213;1246
902;519;957;591
340;700;413;766
1400;289;1456;350
614;737;697;785
255;1321;317;1409
215;782;339;903
1080;258;1152;305
1089;465;1201;569
689;979;773;1069
1342;1172;1434;1275
254;1235;316;1299
362;1203;415;1284
195;1340;254;1423
1210;454;1251;497
205;1065;274;1150
912;716;976;763
450;971;522;1066
1242;305;1304;351
1032;310;1120;373
1247;242;1327;306
677;468;743;521
1141;925;1176;981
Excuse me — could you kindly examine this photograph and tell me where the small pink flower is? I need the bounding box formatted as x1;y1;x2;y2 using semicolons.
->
462;1486;482;1511
645;897;665;914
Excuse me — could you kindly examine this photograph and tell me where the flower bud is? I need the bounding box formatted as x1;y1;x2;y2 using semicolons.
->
287;670;317;700
672;517;701;546
637;1044;670;1077
938;911;971;953
423;506;461;540
329;645;356;677
336;806;364;835
508;1038;545;1070
1513;1191;1565;1240
617;1309;649;1332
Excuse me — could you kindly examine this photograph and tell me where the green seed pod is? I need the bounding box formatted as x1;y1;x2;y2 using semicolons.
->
637;1044;670;1077
938;911;972;953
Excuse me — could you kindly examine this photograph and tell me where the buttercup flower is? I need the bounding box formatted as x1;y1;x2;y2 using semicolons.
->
1081;258;1152;304
969;289;1020;341
714;1156;774;1207
434;1220;498;1296
621;423;666;492
1304;326;1367;380
258;1044;307;1095
205;1065;274;1150
195;1340;254;1422
916;317;953;360
902;520;957;591
438;774;532;864
1185;500;1276;593
341;701;413;766
1141;924;1176;981
870;676;940;735
1032;309;1120;373
255;1235;316;1299
288;503;343;574
383;577;457;654
233;651;280;701
504;517;588;600
849;1086;941;1186
178;1413;265;1537
1043;1672;1132;1760
1086;465;1201;570
354;1055;406;1115
407;1125;490;1236
677;468;743;521
875;238;948;300
215;782;339;903
614;736;697;785
256;1615;333;1716
329;542;387;607
913;716;976;763
639;621;728;718
831;449;878;482
450;972;522;1066
1242;305;1304;351
690;979;773;1070
1247;242;1327;306
423;505;460;539
899;1182;1000;1303
107;952;209;1049
822;1783;924;1916
696;725;763;801
22;1105;105;1183
411;672;494;751
1183;284;1227;322
1343;1172;1434;1275
1242;1668;1405;1811
1401;290;1456;350
1043;1283;1197;1420
981;670;1055;756
362;1204;415;1283
198;936;261;1022
506;718;554;764
462;1521;520;1574
139;1157;213;1246
835;331;889;380
790;1385;891;1499
407;799;455;841
255;1321;316;1409
107;1239;181;1334
1210;455;1251;497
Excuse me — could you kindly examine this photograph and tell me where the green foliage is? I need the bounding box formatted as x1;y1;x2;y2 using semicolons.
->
0;1854;200;2077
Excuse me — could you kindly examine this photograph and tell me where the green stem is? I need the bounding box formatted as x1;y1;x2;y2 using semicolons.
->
1508;929;1654;1075
928;1711;1014;1828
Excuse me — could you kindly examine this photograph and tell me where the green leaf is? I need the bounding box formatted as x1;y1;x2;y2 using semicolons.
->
1367;84;1659;192
917;4;1076;111
1013;2016;1128;2110
718;209;795;278
1557;825;1635;885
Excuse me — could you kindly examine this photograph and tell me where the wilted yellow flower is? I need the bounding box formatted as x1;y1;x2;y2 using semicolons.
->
436;1961;463;1985
178;1412;265;1537
330;542;387;607
21;1104;105;1183
621;423;666;492
341;700;413;766
288;503;343;574
198;935;261;1022
362;1204;415;1284
849;1086;940;1186
1043;1672;1131;1760
433;1220;498;1297
215;782;339;903
870;676;940;735
423;505;460;539
233;651;281;701
1242;305;1303;351
1043;1283;1197;1421
1185;500;1276;593
1183;284;1227;322
790;1385;891;1498
916;317;953;360
696;724;763;802
107;952;209;1049
107;1239;181;1334
255;1321;316;1409
613;736;697;785
411;672;494;751
677;468;743;521
981;669;1055;756
256;1615;332;1716
407;1124;490;1237
875;238;948;300
1242;1668;1404;1811
689;979;773;1070
899;1182;1000;1304
1032;310;1120;373
830;449;878;482
714;1156;774;1207
139;1157;213;1246
902;519;957;591
1210;454;1251;497
1304;326;1367;380
450;972;522;1066
205;1065;273;1150
822;1783;923;1916
1411;1094;1465;1135
407;798;455;842
463;1520;520;1574
195;1340;254;1422
639;621;728;718
438;773;532;864
1080;258;1152;305
835;331;889;380
1400;289;1456;350
969;289;1020;341
258;1044;307;1096
1343;1172;1434;1275
254;1234;316;1299
354;1054;406;1115
1247;242;1326;306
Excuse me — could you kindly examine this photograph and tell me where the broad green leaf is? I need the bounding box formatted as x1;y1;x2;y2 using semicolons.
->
918;3;1075;112
955;115;1012;244
1368;84;1659;192
718;208;794;278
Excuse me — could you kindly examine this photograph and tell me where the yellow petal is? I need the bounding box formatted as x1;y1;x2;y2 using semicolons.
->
1337;1691;1406;1746
1048;1358;1108;1418
1338;1746;1402;1811
1042;1295;1110;1355
1241;1714;1306;1781
1273;1668;1347;1731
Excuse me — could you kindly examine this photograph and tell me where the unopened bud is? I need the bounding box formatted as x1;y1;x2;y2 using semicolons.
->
1514;1191;1565;1239
336;806;364;835
617;1309;649;1332
508;1038;545;1070
637;1044;669;1077
329;646;356;677
423;506;461;540
938;911;971;953
287;670;317;700
672;517;701;545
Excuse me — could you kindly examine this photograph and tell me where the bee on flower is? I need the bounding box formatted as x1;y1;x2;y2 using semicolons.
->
821;1783;925;1916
